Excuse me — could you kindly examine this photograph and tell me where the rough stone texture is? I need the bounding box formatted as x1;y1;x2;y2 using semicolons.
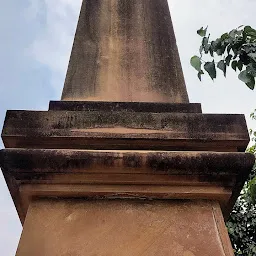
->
0;149;254;223
1;149;254;176
61;0;188;103
2;110;249;151
0;0;253;254
49;101;202;113
16;199;234;256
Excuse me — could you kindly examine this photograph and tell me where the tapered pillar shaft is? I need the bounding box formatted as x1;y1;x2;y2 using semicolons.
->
61;0;188;102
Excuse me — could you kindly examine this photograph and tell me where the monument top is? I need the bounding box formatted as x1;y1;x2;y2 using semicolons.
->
61;0;189;103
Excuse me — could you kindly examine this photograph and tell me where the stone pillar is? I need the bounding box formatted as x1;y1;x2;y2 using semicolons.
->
0;0;255;255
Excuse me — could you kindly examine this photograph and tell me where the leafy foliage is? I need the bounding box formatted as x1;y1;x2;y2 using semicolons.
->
191;26;256;254
227;164;256;256
226;110;256;255
191;26;256;90
247;110;256;204
248;110;256;155
227;188;256;256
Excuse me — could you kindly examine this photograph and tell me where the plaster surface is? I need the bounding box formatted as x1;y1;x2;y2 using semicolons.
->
16;199;234;256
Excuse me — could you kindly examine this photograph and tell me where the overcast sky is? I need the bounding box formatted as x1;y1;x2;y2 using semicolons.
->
0;0;256;255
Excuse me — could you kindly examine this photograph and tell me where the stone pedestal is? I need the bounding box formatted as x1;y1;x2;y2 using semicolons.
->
0;102;254;255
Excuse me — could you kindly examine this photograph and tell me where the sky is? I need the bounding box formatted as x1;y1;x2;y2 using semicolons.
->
0;0;256;255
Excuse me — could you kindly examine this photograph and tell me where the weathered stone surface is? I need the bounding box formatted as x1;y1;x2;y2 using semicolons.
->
61;0;188;102
0;0;251;254
16;199;234;256
0;149;254;223
1;149;253;175
2;110;249;151
49;101;202;113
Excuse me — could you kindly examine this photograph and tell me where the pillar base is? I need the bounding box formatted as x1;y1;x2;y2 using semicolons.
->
1;102;254;255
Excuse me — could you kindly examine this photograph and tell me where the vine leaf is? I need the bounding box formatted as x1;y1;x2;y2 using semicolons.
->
225;55;233;66
192;25;256;90
190;56;202;72
238;70;255;90
248;53;256;62
217;60;227;77
246;63;256;76
248;177;256;204
237;60;243;71
246;79;255;90
199;45;204;55
197;26;208;37
231;60;238;71
244;26;256;38
204;61;216;80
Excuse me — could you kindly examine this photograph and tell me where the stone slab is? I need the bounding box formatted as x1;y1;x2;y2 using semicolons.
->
16;199;234;256
0;149;254;223
1;149;253;176
49;101;202;113
61;0;188;103
2;110;249;151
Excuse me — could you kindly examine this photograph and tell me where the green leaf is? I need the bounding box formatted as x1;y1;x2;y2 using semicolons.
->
190;56;202;72
198;70;204;81
217;60;227;77
204;61;216;80
238;70;255;90
246;63;256;77
248;177;256;203
227;45;232;54
244;44;256;54
240;52;251;65
231;60;238;71
205;44;211;54
209;47;214;57
225;55;233;66
229;29;237;39
244;25;253;32
197;26;207;37
244;26;256;37
246;78;255;90
216;43;227;55
202;37;211;53
211;38;221;52
202;37;208;47
199;45;203;55
231;40;243;56
237;60;243;71
221;33;229;41
248;52;256;62
238;71;251;83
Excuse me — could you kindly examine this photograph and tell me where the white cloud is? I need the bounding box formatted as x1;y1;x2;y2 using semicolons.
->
25;0;82;95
